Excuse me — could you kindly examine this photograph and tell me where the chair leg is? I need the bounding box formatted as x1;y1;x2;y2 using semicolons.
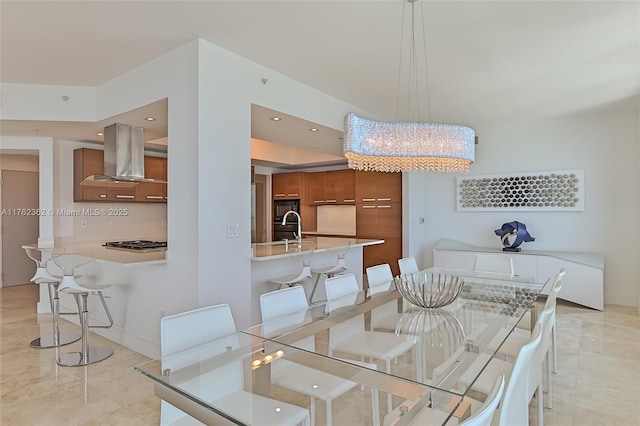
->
546;349;553;409
310;397;316;426
386;358;393;414
325;398;332;426
537;378;544;426
309;274;323;303
552;324;558;373
371;388;380;426
57;293;113;366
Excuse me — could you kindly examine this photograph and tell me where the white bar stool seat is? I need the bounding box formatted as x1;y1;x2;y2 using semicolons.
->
270;250;313;290
24;248;81;349
52;254;114;366
309;243;350;303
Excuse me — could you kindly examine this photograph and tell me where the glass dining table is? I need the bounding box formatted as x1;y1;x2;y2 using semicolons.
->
135;268;549;426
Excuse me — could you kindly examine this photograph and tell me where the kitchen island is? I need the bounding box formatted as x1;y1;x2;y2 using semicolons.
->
251;236;383;323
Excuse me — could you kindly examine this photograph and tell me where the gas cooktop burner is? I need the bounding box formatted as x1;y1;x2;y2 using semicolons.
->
103;240;167;251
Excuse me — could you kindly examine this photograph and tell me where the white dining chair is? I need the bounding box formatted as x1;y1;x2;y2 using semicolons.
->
398;256;419;275
324;273;418;415
366;263;394;295
513;268;566;376
473;253;514;275
260;286;380;426
160;303;310;426
490;268;565;409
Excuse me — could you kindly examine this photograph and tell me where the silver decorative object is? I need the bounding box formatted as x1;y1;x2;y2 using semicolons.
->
394;271;465;309
456;169;585;211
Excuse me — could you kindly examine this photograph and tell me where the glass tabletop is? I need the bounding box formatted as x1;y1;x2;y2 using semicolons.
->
135;329;464;426
135;268;548;425
246;268;549;399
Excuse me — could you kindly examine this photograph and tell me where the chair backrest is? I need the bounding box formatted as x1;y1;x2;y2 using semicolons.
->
160;304;240;425
497;323;543;425
473;254;513;275
460;374;505;426
324;272;359;302
398;256;419;275
161;304;237;357
260;286;309;322
543;268;565;311
366;263;394;295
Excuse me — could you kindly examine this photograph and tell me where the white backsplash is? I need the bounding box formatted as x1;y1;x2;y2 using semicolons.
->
72;202;167;241
317;205;356;236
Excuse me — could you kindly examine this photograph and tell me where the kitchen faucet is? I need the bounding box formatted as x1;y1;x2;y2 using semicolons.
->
282;210;302;244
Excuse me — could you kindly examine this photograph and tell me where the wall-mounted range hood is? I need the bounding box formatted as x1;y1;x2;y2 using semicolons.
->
81;123;166;187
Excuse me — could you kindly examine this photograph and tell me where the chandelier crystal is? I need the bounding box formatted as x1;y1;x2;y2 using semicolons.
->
343;0;475;173
343;113;475;173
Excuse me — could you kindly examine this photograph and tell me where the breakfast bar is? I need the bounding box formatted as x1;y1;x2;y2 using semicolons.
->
250;236;383;324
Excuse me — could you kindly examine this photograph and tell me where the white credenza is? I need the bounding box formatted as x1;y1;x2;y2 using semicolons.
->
433;239;604;310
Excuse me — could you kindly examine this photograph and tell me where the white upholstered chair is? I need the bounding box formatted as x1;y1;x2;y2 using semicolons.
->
270;252;313;290
366;263;394;295
160;303;310;426
324;273;418;414
309;242;350;303
260;286;380;426
398;256;419;276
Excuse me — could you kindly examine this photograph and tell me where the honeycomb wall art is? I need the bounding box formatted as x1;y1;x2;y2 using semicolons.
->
456;169;585;211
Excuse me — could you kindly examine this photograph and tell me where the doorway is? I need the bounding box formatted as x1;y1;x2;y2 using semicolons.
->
1;170;39;287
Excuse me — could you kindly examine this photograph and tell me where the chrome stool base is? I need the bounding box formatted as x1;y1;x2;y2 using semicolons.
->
57;347;113;367
30;332;81;349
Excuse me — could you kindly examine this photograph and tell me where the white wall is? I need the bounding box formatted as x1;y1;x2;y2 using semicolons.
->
404;109;639;306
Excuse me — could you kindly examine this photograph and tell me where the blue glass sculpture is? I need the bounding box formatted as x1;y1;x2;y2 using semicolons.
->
495;221;535;252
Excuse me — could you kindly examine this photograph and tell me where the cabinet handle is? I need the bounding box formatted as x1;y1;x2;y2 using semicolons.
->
146;195;164;200
115;195;135;199
377;205;392;209
274;193;286;197
344;199;356;203
314;200;325;204
362;205;376;209
287;193;299;197
361;198;376;202
325;200;337;203
377;198;392;201
99;194;107;198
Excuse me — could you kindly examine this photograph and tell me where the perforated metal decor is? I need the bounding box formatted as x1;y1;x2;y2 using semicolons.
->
457;169;585;211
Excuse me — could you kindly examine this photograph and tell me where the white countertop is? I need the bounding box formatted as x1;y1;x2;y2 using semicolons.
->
251;236;383;261
23;238;167;267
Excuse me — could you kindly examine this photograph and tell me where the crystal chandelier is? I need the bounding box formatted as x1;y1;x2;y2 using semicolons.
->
343;0;475;173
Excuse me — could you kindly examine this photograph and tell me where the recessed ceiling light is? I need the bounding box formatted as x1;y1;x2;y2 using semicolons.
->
97;132;104;136
271;117;282;121
145;117;156;121
309;128;318;132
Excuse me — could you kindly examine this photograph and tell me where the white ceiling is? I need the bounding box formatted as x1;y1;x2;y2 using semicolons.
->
1;1;638;165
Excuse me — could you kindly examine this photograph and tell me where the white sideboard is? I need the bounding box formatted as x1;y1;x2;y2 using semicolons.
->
433;239;604;310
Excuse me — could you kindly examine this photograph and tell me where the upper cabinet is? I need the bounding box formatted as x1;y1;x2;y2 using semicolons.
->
73;148;167;203
355;171;402;204
272;172;305;199
306;169;355;205
134;156;167;203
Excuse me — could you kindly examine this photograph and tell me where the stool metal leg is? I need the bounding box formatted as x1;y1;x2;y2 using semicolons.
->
30;282;81;349
57;293;112;366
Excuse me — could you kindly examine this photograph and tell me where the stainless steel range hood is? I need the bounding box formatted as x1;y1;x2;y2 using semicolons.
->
82;123;166;186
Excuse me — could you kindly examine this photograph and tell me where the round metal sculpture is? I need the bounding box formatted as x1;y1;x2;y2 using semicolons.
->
394;271;464;309
495;221;535;252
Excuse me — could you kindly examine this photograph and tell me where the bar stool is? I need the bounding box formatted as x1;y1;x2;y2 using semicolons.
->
309;243;350;303
24;248;81;349
269;252;313;290
52;254;114;366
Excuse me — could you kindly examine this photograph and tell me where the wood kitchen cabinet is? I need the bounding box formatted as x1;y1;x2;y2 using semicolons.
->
135;156;167;203
355;171;402;275
306;169;356;205
272;172;305;200
74;148;167;203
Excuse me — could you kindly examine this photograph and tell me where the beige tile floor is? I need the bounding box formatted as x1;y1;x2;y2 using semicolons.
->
1;283;639;425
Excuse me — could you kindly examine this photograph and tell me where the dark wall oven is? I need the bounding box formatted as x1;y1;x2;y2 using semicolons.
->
273;199;300;240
